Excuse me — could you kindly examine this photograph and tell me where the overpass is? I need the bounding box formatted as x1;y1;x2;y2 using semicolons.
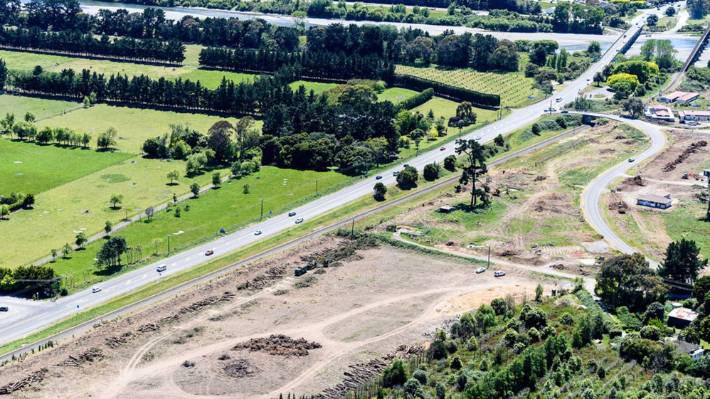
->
667;23;710;90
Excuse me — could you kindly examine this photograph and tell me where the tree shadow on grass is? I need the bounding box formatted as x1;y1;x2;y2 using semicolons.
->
93;264;123;276
453;201;491;214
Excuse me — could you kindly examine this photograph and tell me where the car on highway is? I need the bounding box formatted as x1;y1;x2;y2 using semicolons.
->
91;287;102;293
254;230;262;236
494;271;506;278
205;249;214;256
393;171;400;177
544;108;556;113
475;136;482;141
628;158;635;163
0;306;8;312
156;264;167;273
561;110;569;114
475;267;486;274
375;175;382;180
556;97;562;103
288;211;296;217
440;146;446;151
295;218;304;224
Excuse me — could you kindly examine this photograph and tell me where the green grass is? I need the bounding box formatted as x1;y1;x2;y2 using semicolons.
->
44;167;350;291
289;80;338;95
0;47;256;90
0;139;132;194
395;58;544;108
377;87;419;104
36;104;241;154
0;94;77;120
662;202;710;259
0;156;220;267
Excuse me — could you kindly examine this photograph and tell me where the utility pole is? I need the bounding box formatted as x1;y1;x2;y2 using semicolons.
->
167;235;171;255
351;218;355;237
487;245;491;269
316;179;319;195
704;169;710;220
260;199;264;221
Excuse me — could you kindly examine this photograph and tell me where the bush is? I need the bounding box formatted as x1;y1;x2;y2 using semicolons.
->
396;165;419;189
382;358;407;387
450;357;462;369
423;162;441;181
412;369;428;384
373;182;387;201
640;325;662;341
443;155;456;171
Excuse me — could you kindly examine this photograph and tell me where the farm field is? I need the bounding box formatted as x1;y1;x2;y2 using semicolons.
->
42;166;351;291
395;63;544;108
0;139;132;195
0;155;222;267
0;47;257;90
289;80;338;94
376;87;419;103
0;94;77;120
35;103;241;154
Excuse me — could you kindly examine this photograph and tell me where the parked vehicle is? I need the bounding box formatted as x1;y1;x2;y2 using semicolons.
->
475;267;486;274
494;271;506;277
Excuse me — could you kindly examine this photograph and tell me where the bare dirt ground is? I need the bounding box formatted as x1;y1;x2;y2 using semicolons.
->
605;129;709;261
381;121;647;271
0;238;561;399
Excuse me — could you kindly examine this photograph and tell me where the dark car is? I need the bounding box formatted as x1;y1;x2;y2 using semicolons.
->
288;211;296;217
0;306;8;312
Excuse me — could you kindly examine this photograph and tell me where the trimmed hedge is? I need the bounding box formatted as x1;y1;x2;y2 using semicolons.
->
397;88;434;110
393;74;500;109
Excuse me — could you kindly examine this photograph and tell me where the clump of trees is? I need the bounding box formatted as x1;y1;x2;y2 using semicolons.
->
0;265;58;298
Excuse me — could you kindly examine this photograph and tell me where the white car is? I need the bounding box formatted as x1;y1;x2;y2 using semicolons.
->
91;287;102;293
295;218;304;224
494;271;506;278
156;265;167;273
475;267;486;274
254;230;262;236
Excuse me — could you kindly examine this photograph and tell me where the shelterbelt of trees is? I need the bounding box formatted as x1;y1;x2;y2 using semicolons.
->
82;0;646;34
0;27;185;64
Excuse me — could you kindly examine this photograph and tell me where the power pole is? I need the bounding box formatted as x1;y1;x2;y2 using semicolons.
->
259;199;264;221
487;245;491;269
167;235;171;255
705;169;710;220
351;218;355;237
316;179;319;195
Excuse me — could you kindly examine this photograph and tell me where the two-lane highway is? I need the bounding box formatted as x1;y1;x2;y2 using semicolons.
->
0;10;657;346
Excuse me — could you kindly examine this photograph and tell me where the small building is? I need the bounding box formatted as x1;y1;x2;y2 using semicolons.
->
659;91;700;104
438;206;455;213
644;105;675;122
636;194;672;209
678;110;710;123
671;340;705;360
667;307;698;328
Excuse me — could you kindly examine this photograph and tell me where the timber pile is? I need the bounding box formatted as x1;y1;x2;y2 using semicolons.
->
0;368;48;394
232;335;321;357
663;141;707;172
58;347;104;367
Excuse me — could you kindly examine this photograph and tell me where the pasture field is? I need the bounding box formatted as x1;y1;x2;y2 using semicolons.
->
395;63;544;108
0;155;222;267
35;104;241;154
0;46;256;90
0;139;131;195
377;87;419;103
0;94;77;120
289;80;338;94
45;166;351;291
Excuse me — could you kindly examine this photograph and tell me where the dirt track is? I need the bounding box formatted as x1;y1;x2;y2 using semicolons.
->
0;239;559;399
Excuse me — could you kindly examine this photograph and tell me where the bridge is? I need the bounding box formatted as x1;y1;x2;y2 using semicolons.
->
667;23;710;90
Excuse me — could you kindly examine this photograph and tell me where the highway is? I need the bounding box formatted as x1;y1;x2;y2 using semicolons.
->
0;10;655;348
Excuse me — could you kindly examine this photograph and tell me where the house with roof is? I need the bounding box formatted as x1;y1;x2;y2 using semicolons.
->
636;193;672;209
659;91;700;104
644;105;675;122
678;110;710;123
667;307;698;328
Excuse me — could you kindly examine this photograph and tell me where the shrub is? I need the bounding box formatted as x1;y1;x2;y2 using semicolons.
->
412;369;428;384
382;358;407;387
423;162;441;181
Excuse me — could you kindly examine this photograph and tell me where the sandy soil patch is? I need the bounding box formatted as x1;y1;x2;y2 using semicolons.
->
0;239;557;399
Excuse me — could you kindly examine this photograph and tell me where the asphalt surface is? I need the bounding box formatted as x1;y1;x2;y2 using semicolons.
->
580;113;667;267
0;10;658;347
